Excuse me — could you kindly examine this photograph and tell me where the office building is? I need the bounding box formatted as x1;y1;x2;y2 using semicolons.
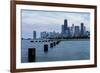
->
64;19;68;34
70;24;75;37
81;23;84;36
40;32;48;39
33;31;36;39
61;25;64;34
74;26;80;37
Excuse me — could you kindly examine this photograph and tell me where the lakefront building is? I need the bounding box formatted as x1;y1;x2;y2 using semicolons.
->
61;19;89;38
80;22;84;36
33;31;36;39
40;19;90;39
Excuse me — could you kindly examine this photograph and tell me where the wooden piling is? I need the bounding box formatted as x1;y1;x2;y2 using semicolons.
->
44;44;48;52
30;40;34;42
50;43;53;48
28;48;36;62
53;42;56;46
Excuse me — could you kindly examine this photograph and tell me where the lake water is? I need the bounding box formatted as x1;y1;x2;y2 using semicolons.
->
21;39;90;63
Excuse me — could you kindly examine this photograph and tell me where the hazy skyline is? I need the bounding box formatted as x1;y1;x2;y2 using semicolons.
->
21;9;90;38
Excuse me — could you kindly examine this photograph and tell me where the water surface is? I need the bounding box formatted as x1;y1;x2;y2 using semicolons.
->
21;40;90;63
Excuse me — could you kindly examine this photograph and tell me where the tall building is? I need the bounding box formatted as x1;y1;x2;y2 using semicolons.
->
83;26;86;36
61;19;71;37
64;19;68;34
61;25;64;34
61;19;89;38
81;23;84;36
70;24;75;37
33;31;36;39
67;27;71;37
74;26;80;37
64;19;68;28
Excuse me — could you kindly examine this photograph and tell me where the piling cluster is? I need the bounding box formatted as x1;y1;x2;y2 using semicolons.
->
28;39;61;62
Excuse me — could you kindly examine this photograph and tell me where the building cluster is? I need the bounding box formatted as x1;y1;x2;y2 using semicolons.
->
40;31;61;39
61;19;90;38
33;19;90;39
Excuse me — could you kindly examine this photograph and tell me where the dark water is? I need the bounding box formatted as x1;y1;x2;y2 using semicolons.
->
21;39;90;63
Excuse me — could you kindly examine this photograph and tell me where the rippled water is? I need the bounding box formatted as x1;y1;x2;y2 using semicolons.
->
21;39;90;63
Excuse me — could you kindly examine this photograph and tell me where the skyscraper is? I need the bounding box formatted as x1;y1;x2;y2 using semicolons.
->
33;31;36;39
81;23;84;36
64;19;68;28
61;25;64;34
64;19;68;33
66;27;70;37
74;26;80;37
61;19;71;37
83;26;86;35
61;19;67;34
70;24;75;37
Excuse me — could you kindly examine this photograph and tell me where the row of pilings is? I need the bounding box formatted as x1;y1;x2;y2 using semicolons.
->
28;39;61;62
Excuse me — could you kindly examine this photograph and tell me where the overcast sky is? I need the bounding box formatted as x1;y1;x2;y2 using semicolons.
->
21;9;90;38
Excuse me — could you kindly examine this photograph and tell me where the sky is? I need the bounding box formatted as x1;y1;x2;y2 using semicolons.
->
21;9;90;39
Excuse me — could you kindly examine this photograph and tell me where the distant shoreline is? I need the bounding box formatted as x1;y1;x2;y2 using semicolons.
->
61;39;90;41
22;38;90;41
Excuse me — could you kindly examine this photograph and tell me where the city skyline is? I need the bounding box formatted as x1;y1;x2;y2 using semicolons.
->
21;10;90;38
39;19;90;39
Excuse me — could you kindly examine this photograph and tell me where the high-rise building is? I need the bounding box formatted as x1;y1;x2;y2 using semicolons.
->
83;26;86;36
61;19;89;38
61;19;71;37
81;23;84;36
74;26;80;37
33;31;36;39
67;27;71;37
61;25;64;34
70;24;75;37
64;19;68;28
64;19;68;33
